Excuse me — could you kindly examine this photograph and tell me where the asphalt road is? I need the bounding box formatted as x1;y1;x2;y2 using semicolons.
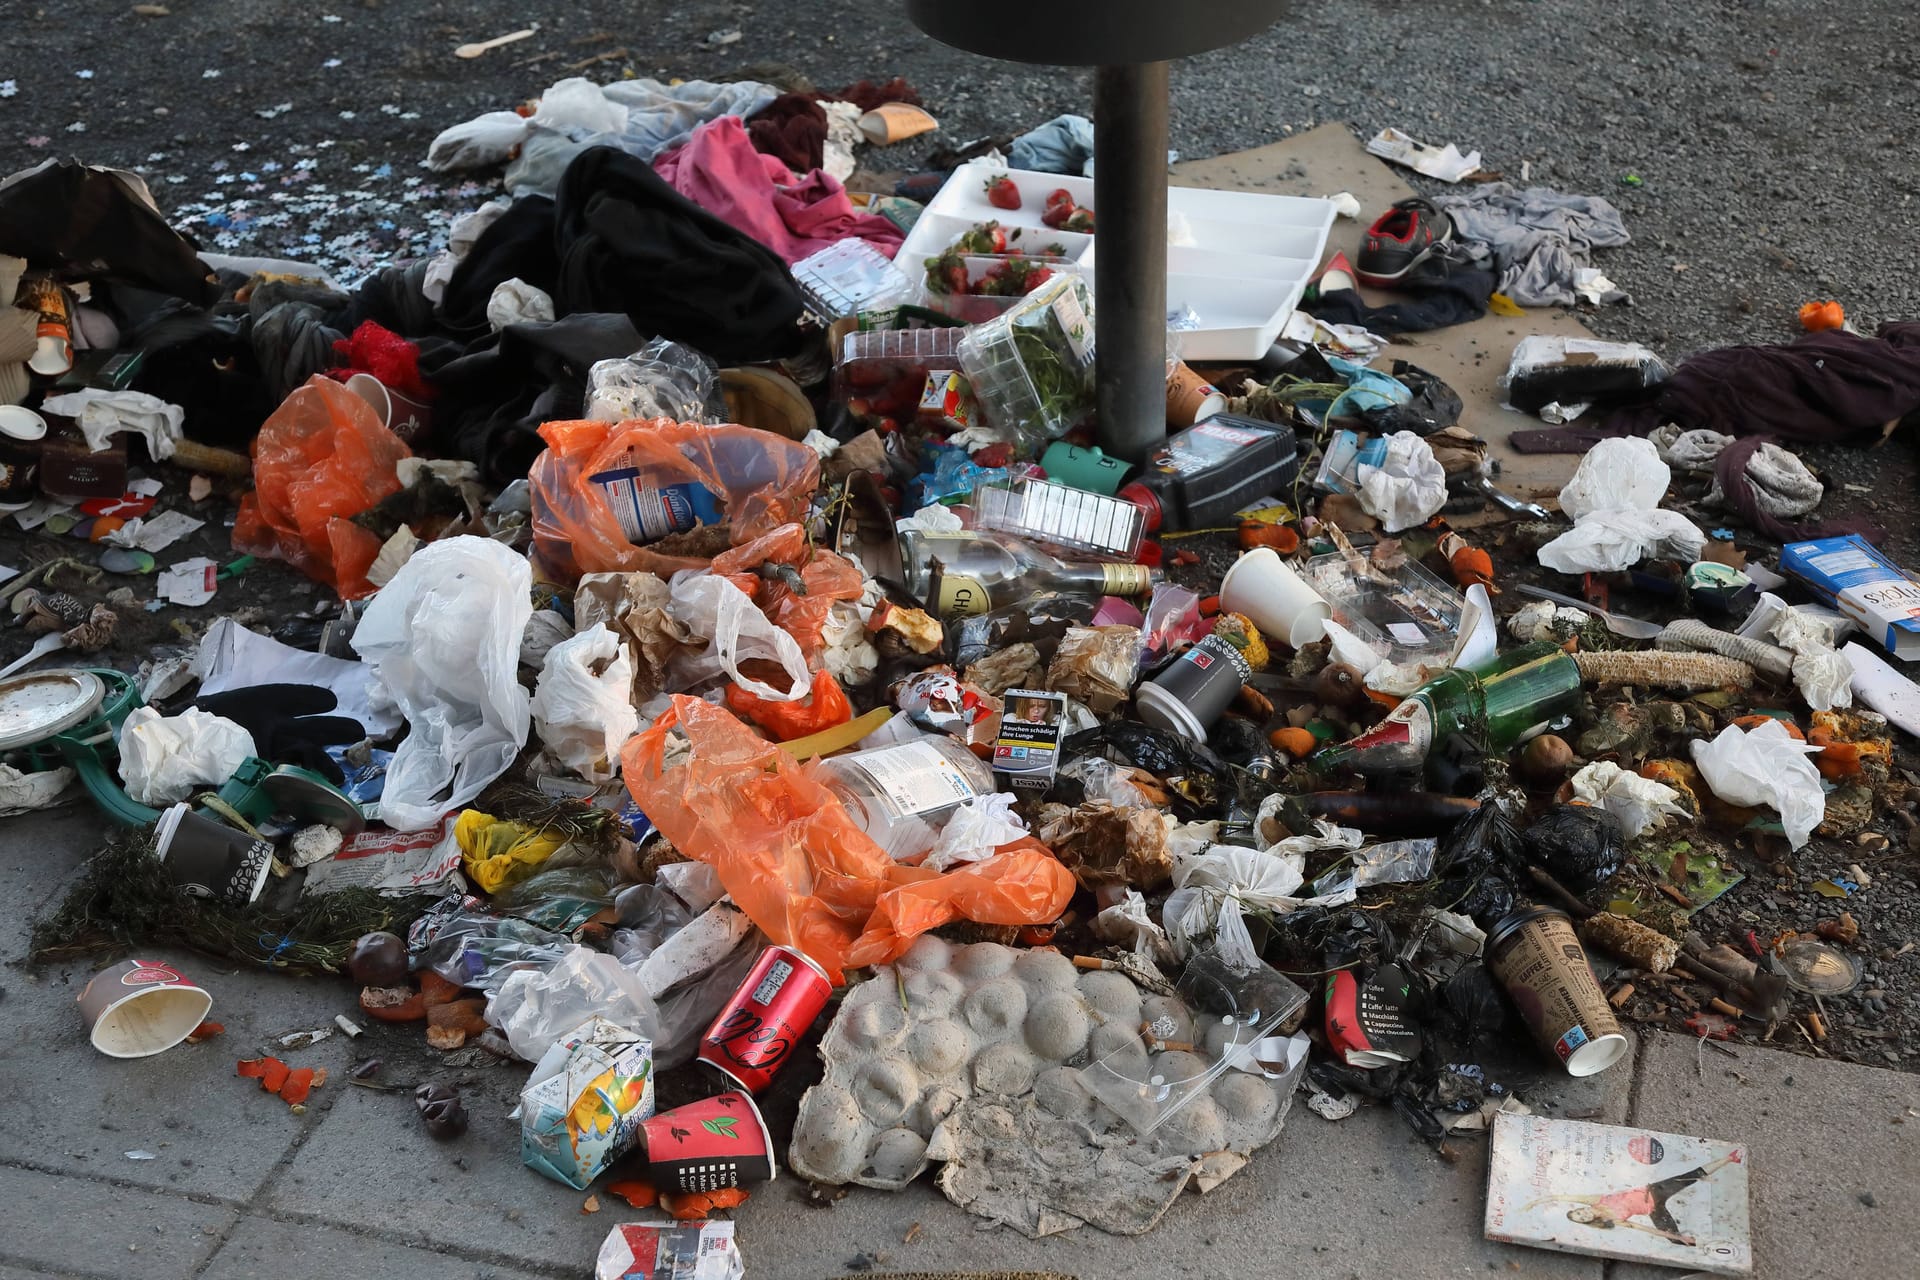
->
4;0;1917;358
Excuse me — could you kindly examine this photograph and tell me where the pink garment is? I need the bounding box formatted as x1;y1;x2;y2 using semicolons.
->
653;115;903;265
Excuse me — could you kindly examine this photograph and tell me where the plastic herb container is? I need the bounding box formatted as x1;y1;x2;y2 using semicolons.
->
956;274;1097;454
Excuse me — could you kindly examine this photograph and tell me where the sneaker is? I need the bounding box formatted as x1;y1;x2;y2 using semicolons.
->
1355;198;1454;288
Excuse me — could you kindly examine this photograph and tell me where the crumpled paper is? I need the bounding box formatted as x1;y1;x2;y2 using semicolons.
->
1355;431;1447;533
1570;761;1689;838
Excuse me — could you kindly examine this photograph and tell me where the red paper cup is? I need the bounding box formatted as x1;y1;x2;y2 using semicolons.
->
698;945;832;1094
640;1091;776;1193
76;958;213;1058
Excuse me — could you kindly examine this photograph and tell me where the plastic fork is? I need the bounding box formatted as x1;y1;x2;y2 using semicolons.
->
1514;584;1665;641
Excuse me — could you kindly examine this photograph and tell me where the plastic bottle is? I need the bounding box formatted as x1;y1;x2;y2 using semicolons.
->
814;736;997;860
898;529;1159;617
1117;414;1300;534
1311;642;1581;776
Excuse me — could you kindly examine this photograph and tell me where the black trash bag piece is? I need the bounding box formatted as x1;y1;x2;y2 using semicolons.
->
1359;362;1466;437
414;1082;469;1140
1438;962;1511;1044
0;159;219;304
1431;802;1526;928
1262;905;1396;975
1062;721;1235;816
1522;805;1626;895
1426;729;1485;796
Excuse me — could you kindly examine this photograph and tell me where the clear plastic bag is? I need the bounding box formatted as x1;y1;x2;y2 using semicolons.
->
417;908;572;992
529;418;821;580
530;623;640;782
488;945;660;1063
350;537;533;830
665;571;811;702
584;338;721;424
233;376;411;598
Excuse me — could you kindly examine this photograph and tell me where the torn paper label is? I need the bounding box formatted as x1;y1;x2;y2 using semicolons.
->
157;557;218;606
1365;127;1483;182
303;817;463;896
105;509;205;553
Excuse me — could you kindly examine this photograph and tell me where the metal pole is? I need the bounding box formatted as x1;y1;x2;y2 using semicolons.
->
1092;61;1170;463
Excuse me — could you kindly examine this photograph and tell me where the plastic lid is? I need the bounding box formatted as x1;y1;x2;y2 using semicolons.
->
0;405;48;442
1565;1031;1630;1077
0;668;105;749
1135;680;1208;743
1777;938;1862;994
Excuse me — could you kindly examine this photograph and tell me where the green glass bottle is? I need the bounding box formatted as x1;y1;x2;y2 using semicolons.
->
1311;642;1581;775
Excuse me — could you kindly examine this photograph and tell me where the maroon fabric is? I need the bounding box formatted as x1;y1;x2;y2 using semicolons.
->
746;93;828;173
831;77;922;112
1511;321;1920;453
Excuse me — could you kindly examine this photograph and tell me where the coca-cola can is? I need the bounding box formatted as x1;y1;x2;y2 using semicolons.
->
698;945;832;1093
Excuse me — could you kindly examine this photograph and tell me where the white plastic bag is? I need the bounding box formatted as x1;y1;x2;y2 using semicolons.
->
1092;888;1175;962
1570;761;1689;839
117;706;256;806
529;77;628;138
426;110;532;172
922;792;1028;872
489;945;661;1063
486;278;555;331
1537;507;1705;574
664;572;811;702
1355;431;1447;533
1690;720;1825;849
351;537;534;830
1558;437;1670;520
530;624;639;784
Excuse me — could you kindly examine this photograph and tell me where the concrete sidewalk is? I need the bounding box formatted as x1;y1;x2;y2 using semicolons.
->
3;816;1914;1280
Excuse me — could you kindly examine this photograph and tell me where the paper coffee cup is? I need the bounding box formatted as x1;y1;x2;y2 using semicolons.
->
77;958;213;1058
1218;547;1332;648
1165;362;1225;427
344;371;391;427
1486;906;1629;1077
153;803;274;907
640;1091;777;1193
1136;636;1252;743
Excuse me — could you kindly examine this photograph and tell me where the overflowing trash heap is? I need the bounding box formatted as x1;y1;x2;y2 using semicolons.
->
7;64;1920;1280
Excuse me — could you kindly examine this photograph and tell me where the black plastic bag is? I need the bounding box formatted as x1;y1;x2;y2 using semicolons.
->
1359;362;1465;437
1432;802;1525;927
1522;805;1626;894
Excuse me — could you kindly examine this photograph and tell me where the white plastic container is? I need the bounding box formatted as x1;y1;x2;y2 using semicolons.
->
816;736;996;861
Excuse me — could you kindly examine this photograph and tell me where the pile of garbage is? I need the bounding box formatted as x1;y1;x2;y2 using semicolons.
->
5;60;1920;1280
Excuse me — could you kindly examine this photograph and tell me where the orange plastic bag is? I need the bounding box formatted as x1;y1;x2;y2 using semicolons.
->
727;668;853;741
622;697;1074;982
529;418;820;580
711;523;867;664
233;376;411;598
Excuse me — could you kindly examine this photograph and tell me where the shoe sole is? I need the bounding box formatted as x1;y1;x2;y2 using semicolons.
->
1355;247;1437;288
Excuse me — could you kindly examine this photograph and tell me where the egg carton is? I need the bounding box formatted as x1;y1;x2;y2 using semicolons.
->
789;936;1309;1236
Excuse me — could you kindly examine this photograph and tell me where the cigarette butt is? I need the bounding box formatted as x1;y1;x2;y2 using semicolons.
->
1710;997;1746;1019
1608;983;1636;1008
1073;956;1109;971
1806;1011;1828;1040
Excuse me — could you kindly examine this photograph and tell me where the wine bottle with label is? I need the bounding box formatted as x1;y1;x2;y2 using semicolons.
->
898;530;1159;618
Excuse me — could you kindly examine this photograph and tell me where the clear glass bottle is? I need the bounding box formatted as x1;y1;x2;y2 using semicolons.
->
899;529;1159;617
815;736;997;861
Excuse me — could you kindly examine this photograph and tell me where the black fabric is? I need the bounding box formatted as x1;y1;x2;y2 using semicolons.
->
0;160;218;304
422;312;644;484
1513;321;1920;453
1304;259;1495;335
440;195;560;334
195;685;364;784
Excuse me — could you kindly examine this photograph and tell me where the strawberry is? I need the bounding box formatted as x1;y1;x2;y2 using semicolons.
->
1062;208;1096;233
958;221;1010;255
984;175;1021;210
1041;188;1076;229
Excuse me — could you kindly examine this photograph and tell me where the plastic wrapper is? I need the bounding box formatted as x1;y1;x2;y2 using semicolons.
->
529;418;820;580
351;537;533;830
454;811;566;894
1569;761;1689;839
1355;431;1447;533
117;706;256;806
530;624;640;783
492;866;616;934
426;109;532;172
416;908;572;991
585;338;721;424
1690;719;1825;848
951;593;1097;668
621;696;1074;982
666;572;810;702
234;376;411;598
489;946;661;1062
1046;624;1141;714
1502;336;1668;416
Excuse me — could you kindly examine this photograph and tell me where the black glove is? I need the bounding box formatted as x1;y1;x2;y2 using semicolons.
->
195;684;365;784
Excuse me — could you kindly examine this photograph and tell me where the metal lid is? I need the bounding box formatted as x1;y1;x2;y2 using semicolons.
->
0;668;106;749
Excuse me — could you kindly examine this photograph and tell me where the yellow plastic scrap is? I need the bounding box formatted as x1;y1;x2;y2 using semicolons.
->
454;811;566;893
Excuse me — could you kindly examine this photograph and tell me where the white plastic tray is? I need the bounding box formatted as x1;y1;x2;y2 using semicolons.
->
896;160;1337;360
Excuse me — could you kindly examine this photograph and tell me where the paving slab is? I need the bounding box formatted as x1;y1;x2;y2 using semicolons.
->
1171;124;1595;506
201;1215;562;1280
1608;1030;1920;1280
0;1163;234;1280
0;804;111;963
0;942;357;1202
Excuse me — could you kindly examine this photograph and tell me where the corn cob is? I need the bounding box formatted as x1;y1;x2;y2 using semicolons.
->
1657;619;1793;679
1579;911;1680;973
1573;649;1754;690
